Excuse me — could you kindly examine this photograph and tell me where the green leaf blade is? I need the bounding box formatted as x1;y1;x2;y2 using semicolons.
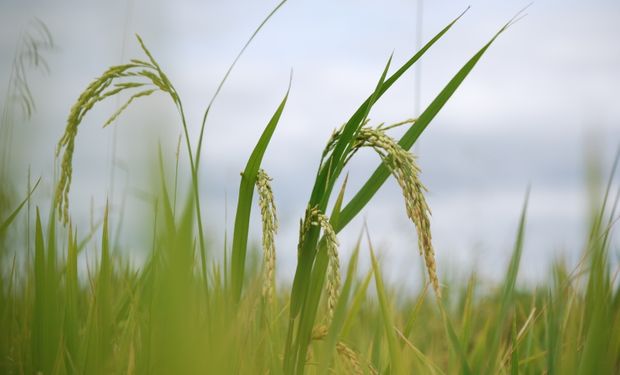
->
231;83;290;303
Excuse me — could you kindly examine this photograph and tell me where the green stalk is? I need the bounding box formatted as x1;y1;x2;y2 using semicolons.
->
231;80;291;303
284;10;469;373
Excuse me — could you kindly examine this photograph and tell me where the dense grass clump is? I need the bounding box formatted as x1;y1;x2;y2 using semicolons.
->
1;5;619;375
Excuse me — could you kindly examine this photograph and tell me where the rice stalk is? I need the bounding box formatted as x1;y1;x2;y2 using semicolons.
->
300;207;341;322
255;169;278;303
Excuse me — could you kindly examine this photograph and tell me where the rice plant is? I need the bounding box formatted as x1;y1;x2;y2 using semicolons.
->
1;4;619;375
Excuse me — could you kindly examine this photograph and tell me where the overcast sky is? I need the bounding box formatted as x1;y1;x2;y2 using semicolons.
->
1;0;619;287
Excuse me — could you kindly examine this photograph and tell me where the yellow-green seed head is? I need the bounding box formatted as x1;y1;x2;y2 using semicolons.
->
255;169;278;303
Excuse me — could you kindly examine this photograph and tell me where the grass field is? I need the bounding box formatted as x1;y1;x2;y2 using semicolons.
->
1;4;619;374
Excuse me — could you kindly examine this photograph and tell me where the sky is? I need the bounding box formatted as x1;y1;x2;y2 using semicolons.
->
1;0;619;288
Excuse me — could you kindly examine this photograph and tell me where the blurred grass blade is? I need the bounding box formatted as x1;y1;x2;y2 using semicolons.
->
65;227;79;370
231;79;291;303
157;143;176;231
484;188;529;374
99;203;112;351
0;177;40;235
578;170;615;374
440;303;473;375
32;208;46;372
341;266;373;338
368;233;403;373
291;237;330;374
45;200;61;373
511;314;518;375
402;283;429;339
319;230;360;375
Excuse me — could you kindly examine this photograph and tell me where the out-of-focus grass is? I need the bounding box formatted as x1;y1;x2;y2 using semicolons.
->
1;171;618;374
1;5;619;375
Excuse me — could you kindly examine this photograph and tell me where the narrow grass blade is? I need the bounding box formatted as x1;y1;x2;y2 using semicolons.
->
402;283;429;340
328;174;348;229
45;201;61;373
195;0;289;170
319;232;360;375
157;143;176;232
578;180;615;374
368;235;403;374
341;267;373;338
64;227;79;370
231;79;290;303
0;177;40;235
291;238;331;374
83;204;113;373
76;219;102;255
98;203;112;352
439;303;473;375
484;189;529;374
511;314;518;375
546;290;560;375
32;208;46;372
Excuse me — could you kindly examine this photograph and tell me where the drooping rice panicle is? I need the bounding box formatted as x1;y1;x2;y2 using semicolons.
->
351;124;440;297
54;36;179;224
355;125;439;297
255;169;278;303
321;120;440;298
